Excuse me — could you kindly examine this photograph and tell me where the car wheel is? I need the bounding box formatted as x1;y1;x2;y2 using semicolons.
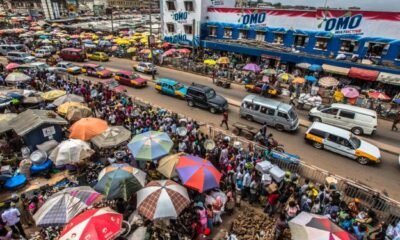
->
312;117;322;122
357;157;369;165
312;142;323;149
246;115;253;122
351;127;363;135
188;101;194;107
210;107;217;114
275;124;284;132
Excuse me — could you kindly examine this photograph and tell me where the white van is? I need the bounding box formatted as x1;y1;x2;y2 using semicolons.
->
0;44;26;55
34;49;52;58
308;103;377;135
305;122;381;165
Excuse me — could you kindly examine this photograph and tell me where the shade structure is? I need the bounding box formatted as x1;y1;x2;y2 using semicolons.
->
262;76;270;83
162;49;176;57
367;91;391;101
293;77;306;84
322;64;350;76
66;105;93;122
216;57;230;64
49;139;94;167
262;68;277;76
309;64;322;72
91;126;131;149
377;72;400;86
5;72;31;83
278;73;294;82
59;207;122;240
5;63;19;70
95;165;146;200
305;75;318;82
127;131;173;161
204;59;216;65
69;117;108;141
33;186;102;227
161;42;171;48
177;48;190;54
41;90;66;101
243;63;261;72
53;94;84;106
348;67;379;81
289;212;356;240
341;87;359;98
139;48;151;54
319;77;339;88
176;155;222;192
57;102;87;115
296;62;311;69
136;180;190;220
157;152;184;178
127;47;137;53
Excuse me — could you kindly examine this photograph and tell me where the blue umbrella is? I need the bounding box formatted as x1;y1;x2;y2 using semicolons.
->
309;64;322;72
127;131;173;161
305;75;318;82
393;98;400;104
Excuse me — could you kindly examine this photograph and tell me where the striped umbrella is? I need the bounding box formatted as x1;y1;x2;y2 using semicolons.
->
127;131;173;161
176;155;222;193
136;180;190;220
33;186;102;227
318;77;339;88
94;165;146;200
368;91;391;101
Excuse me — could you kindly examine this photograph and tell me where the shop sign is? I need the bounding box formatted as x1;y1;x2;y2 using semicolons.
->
172;11;188;23
164;34;191;45
241;12;267;26
42;126;56;137
323;14;363;35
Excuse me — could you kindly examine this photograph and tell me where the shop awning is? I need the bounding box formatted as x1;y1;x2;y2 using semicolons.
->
322;64;350;76
296;62;311;69
348;67;379;81
377;72;400;86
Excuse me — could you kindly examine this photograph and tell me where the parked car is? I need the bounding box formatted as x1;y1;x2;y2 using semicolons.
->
40;45;56;54
0;44;26;56
308;103;377;135
55;62;81;74
81;64;113;78
133;62;156;74
244;82;281;97
305;122;381;165
60;48;86;62
155;78;187;99
87;51;109;61
6;51;35;64
186;83;228;113
114;70;147;88
99;79;127;93
33;48;52;58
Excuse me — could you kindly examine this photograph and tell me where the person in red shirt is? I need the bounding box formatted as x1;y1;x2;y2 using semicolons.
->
220;111;229;130
264;190;280;217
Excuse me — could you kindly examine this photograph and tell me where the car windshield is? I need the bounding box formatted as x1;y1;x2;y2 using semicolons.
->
174;83;184;90
350;136;361;148
205;89;216;99
20;53;29;57
65;63;74;68
146;63;154;68
95;66;105;71
289;110;297;120
130;74;140;79
317;104;330;111
108;81;119;88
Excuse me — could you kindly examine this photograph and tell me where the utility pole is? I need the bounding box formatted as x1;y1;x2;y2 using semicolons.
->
148;2;155;80
106;7;114;33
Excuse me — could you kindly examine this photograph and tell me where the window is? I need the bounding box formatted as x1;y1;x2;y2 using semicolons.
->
242;101;253;109
184;25;193;34
253;104;260;111
309;129;326;138
166;23;175;33
260;107;275;115
277;112;289;120
321;108;338;115
314;37;329;50
294;34;308;47
208;26;217;37
340;40;358;53
239;29;248;39
166;1;175;10
339;110;355;119
327;134;339;143
366;42;389;58
255;31;265;41
273;32;285;45
184;1;194;11
223;28;232;38
338;137;352;148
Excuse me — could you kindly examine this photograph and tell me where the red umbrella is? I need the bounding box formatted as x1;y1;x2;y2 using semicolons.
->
177;48;191;54
59;207;122;240
368;91;391;101
6;63;20;71
161;42;171;48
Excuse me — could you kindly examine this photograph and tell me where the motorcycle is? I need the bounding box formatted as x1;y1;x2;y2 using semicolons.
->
254;132;285;152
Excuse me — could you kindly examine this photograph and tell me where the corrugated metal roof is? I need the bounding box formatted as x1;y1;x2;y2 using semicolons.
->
11;110;68;136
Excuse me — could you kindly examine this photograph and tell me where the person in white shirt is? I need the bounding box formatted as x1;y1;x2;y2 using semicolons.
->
1;203;26;238
242;171;252;200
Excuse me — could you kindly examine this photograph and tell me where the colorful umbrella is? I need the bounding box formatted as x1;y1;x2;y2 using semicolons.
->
243;63;261;72
33;186;102;227
177;48;191;54
127;131;173;161
91;126;131;149
262;68;277;76
309;64;322;72
57;102;86;115
157;152;184;178
41;90;66;101
161;42;171;48
293;77;306;84
262;76;270;83
305;75;318;82
53;94;84;106
5;72;31;83
341;87;359;98
69;117;108;141
59;207;122;240
95;165;146;200
5;63;19;71
136;180;190;220
127;47;137;53
318;77;339;88
278;73;295;82
204;59;216;65
49;139;94;167
176;155;222;192
140;48;151;54
368;91;391;101
162;49;176;57
216;57;230;64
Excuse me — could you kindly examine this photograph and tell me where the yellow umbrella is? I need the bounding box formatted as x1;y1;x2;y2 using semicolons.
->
216;57;230;64
141;32;150;36
278;73;295;82
57;102;86;115
127;47;137;53
132;36;142;40
104;35;114;40
134;32;142;36
116;39;130;45
140;38;148;44
292;77;306;84
41;90;66;101
92;34;99;40
157;153;184;178
204;59;217;65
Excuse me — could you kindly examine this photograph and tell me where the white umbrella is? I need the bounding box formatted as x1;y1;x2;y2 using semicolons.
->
5;72;31;83
91;126;131;149
53;94;84;106
49;139;94;167
136;180;190;220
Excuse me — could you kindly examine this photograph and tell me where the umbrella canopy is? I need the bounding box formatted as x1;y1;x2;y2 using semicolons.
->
278;73;294;82
127;131;173;161
157;152;184;178
5;72;31;83
177;48;191;54
243;63;261;72
262;68;277;76
95;166;146;200
262;76;270;83
41;90;66;101
161;42;171;48
59;207;122;240
216;57;230;64
6;63;20;71
140;48;151;54
305;75;318;82
69;117;108;141
57;102;86;115
53;94;84;106
204;59;216;65
91;126;131;149
162;49;176;57
127;47;137;53
33;186;102;227
296;62;311;69
341;87;359;98
66;106;92;122
309;64;322;72
368;91;391;101
319;77;339;88
293;77;306;84
49;139;94;167
176;155;222;192
289;212;356;240
136;180;190;220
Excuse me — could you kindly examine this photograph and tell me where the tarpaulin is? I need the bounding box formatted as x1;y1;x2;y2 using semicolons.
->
377;72;400;86
322;64;350;76
348;67;379;81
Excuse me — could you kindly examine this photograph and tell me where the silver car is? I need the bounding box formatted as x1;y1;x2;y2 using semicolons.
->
6;51;35;64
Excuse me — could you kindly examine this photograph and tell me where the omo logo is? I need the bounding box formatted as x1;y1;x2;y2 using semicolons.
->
325;14;362;31
241;12;266;25
172;11;188;23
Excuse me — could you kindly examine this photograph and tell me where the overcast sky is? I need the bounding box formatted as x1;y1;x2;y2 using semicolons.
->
263;0;400;11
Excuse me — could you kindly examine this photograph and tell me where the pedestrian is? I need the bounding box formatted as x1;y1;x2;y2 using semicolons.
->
264;190;279;216
1;203;26;239
220;110;229;130
274;213;288;240
391;111;400;131
249;177;258;204
285;200;300;220
12;194;33;227
260;122;268;139
206;204;214;230
241;170;251;200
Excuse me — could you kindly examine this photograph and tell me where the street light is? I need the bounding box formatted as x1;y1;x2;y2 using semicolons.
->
148;3;155;80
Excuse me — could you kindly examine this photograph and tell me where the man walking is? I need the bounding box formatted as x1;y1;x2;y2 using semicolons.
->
1;203;26;239
391;111;400;131
220;111;229;130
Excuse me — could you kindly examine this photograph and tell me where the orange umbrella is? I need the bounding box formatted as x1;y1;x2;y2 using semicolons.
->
69;117;108;141
292;77;305;84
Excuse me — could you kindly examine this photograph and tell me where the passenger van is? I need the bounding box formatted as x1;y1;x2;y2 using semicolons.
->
305;122;381;165
239;94;299;131
0;44;25;56
60;48;86;62
308;103;377;135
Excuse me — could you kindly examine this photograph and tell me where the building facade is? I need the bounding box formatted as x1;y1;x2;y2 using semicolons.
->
5;0;43;14
107;0;139;9
41;0;68;19
139;0;160;13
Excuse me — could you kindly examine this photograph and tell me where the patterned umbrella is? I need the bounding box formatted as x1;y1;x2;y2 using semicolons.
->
57;102;87;115
127;131;173;161
318;77;339;88
136;180;190;220
49;139;94;167
59;207;122;240
33;186;102;227
368;91;391;101
53;94;84;106
5;72;31;83
95;165;146;200
91;126;131;149
243;63;261;72
176;155;222;192
341;87;359;98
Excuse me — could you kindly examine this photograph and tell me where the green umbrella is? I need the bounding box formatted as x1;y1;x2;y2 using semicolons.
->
127;131;173;161
262;68;277;76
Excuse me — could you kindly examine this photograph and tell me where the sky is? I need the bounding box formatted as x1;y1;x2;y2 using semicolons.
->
262;0;400;11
